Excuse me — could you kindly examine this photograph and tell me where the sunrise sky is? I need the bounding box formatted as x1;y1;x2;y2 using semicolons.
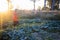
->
0;0;48;12
11;0;45;10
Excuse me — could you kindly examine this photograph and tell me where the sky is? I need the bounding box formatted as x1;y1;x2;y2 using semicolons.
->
0;0;45;12
11;0;45;10
0;0;8;12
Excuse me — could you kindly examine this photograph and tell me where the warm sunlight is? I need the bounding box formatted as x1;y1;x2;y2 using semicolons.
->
0;0;45;26
0;0;13;25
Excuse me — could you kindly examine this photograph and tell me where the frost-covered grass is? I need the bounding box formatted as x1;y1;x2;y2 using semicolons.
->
0;19;60;40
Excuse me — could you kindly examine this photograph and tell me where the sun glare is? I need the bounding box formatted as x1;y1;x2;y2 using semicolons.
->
11;0;44;10
0;0;8;12
0;0;45;11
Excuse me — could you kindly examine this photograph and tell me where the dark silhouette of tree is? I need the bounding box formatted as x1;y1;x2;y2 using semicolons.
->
31;0;40;13
47;0;59;10
31;0;36;11
47;0;52;7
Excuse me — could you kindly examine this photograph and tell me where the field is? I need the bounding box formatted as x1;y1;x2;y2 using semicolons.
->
0;11;60;40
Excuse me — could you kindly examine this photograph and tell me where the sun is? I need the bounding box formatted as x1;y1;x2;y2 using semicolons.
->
0;0;8;12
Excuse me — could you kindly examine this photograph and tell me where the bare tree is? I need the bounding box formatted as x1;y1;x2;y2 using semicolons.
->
31;0;40;13
31;0;36;12
47;0;59;10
